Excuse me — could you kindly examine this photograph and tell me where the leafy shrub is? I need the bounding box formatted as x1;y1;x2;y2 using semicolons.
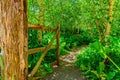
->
28;31;67;73
61;28;98;50
75;37;120;80
28;31;57;73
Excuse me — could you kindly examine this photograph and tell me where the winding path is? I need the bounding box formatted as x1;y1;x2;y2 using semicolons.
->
43;46;87;80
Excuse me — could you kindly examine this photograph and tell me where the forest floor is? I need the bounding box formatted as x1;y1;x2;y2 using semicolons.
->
43;45;87;80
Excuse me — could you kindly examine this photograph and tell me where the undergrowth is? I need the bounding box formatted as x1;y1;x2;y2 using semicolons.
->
75;36;120;80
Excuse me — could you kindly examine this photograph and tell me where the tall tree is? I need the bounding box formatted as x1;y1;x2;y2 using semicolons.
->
1;0;28;80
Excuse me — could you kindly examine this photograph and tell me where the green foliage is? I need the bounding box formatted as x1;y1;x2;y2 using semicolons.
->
61;28;98;50
27;0;120;78
111;0;120;36
75;37;120;80
28;0;39;24
0;76;1;80
28;32;57;72
0;55;3;80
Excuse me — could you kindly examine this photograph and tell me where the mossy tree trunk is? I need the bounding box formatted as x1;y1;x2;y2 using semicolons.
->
1;0;28;80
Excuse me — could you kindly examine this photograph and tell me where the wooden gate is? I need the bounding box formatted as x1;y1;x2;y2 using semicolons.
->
28;23;60;79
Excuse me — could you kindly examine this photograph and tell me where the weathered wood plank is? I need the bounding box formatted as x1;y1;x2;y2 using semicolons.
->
56;22;60;66
28;29;58;78
28;60;57;80
28;46;56;54
28;24;56;32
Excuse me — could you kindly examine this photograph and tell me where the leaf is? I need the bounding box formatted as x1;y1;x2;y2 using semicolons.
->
44;63;53;73
107;72;116;80
80;64;87;71
61;42;66;47
91;70;99;78
28;64;31;68
40;71;47;76
105;47;111;53
99;62;105;74
100;53;107;59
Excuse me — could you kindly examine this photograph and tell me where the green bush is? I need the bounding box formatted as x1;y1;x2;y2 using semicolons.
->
61;28;98;50
75;37;120;80
28;31;57;73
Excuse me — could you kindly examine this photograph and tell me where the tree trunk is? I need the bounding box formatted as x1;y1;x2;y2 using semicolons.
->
38;0;43;43
105;0;114;38
0;0;2;78
0;0;1;48
1;0;28;80
92;0;102;41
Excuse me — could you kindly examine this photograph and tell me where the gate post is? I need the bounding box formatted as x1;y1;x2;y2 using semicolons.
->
56;22;60;66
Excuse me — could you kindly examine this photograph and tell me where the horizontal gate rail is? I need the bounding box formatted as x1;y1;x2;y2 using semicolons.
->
28;25;59;78
28;46;56;54
28;24;56;32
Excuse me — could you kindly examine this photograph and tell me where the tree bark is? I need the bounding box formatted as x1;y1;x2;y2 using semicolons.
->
0;0;1;48
1;0;28;80
105;0;114;38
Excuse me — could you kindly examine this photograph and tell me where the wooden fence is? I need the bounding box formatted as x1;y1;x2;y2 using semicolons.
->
0;23;60;79
28;23;60;79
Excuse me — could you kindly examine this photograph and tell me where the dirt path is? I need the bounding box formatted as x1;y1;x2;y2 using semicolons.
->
43;46;87;80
